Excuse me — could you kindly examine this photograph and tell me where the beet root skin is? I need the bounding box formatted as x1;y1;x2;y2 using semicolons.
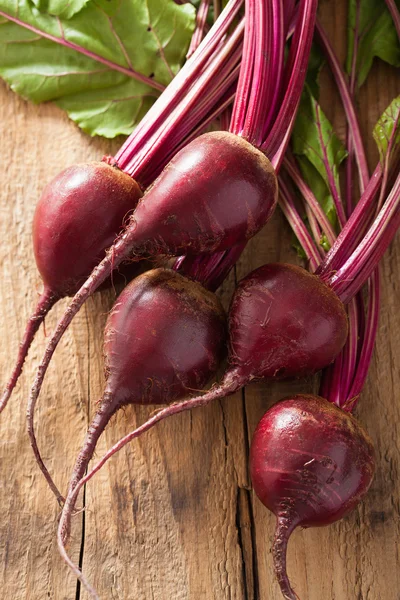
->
103;267;227;406
33;161;142;297
250;395;375;526
250;395;375;600
229;263;349;380
67;267;227;497
128;131;278;257
1;162;142;415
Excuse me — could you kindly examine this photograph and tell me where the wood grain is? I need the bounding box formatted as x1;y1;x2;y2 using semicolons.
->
0;3;399;599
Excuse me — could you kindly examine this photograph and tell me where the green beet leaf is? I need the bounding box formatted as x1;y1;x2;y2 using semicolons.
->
373;95;400;164
346;0;400;87
30;0;91;20
0;0;195;137
292;87;348;230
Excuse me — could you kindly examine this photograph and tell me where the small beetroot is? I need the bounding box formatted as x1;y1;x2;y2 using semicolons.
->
32;268;227;504
1;161;142;415
250;395;375;600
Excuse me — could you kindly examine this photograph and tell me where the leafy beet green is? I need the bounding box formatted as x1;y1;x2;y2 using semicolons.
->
0;0;195;136
346;0;400;87
373;95;400;163
30;0;91;19
290;86;348;257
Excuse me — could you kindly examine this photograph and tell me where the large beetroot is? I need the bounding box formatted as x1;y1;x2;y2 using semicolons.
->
0;162;142;414
250;395;376;600
33;267;227;503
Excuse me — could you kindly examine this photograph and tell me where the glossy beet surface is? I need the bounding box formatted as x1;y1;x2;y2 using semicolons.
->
104;268;227;406
33;161;142;297
229;263;348;380
130;131;278;257
66;268;227;498
250;395;375;600
1;162;142;416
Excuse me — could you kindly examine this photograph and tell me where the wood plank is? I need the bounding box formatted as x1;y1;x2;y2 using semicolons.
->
0;2;399;599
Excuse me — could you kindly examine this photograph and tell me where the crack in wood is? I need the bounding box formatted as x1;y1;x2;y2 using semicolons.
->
235;486;259;600
75;483;87;600
75;303;92;600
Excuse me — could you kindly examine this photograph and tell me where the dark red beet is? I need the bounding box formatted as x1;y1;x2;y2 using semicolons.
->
42;268;226;505
0;161;142;415
103;268;227;407
33;161;142;297
229;263;348;380
250;395;375;600
129;131;277;256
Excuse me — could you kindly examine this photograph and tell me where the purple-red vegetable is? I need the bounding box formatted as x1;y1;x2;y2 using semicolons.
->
250;395;375;600
0;162;142;415
227;263;348;379
34;267;227;503
32;162;142;297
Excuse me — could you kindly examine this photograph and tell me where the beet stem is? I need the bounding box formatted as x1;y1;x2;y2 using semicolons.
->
57;372;243;599
62;370;243;547
0;288;56;415
26;227;140;497
272;516;300;600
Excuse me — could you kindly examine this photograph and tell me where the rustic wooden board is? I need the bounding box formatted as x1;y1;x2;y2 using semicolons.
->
0;2;399;599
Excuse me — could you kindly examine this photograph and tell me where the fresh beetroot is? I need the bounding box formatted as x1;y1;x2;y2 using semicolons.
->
35;267;226;504
250;395;375;600
228;263;348;379
32;161;142;297
0;161;142;415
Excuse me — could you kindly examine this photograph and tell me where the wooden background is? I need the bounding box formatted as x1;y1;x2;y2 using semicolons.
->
0;2;399;599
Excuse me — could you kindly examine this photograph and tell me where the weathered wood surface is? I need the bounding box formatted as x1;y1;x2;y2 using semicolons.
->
0;2;399;599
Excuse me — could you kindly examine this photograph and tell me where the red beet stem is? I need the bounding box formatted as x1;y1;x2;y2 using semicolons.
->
61;369;243;547
272;516;300;600
56;375;244;600
68;395;117;496
0;288;56;415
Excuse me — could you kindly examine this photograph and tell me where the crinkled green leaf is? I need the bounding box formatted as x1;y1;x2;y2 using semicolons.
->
0;0;195;136
373;95;400;163
305;43;325;100
291;234;308;260
295;156;337;228
346;0;400;87
30;0;91;19
292;87;347;225
290;87;348;257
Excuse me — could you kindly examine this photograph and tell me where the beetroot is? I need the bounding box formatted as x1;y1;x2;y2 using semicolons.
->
228;263;348;379
250;395;375;600
37;267;227;504
128;132;276;255
33;161;142;297
0;161;142;415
